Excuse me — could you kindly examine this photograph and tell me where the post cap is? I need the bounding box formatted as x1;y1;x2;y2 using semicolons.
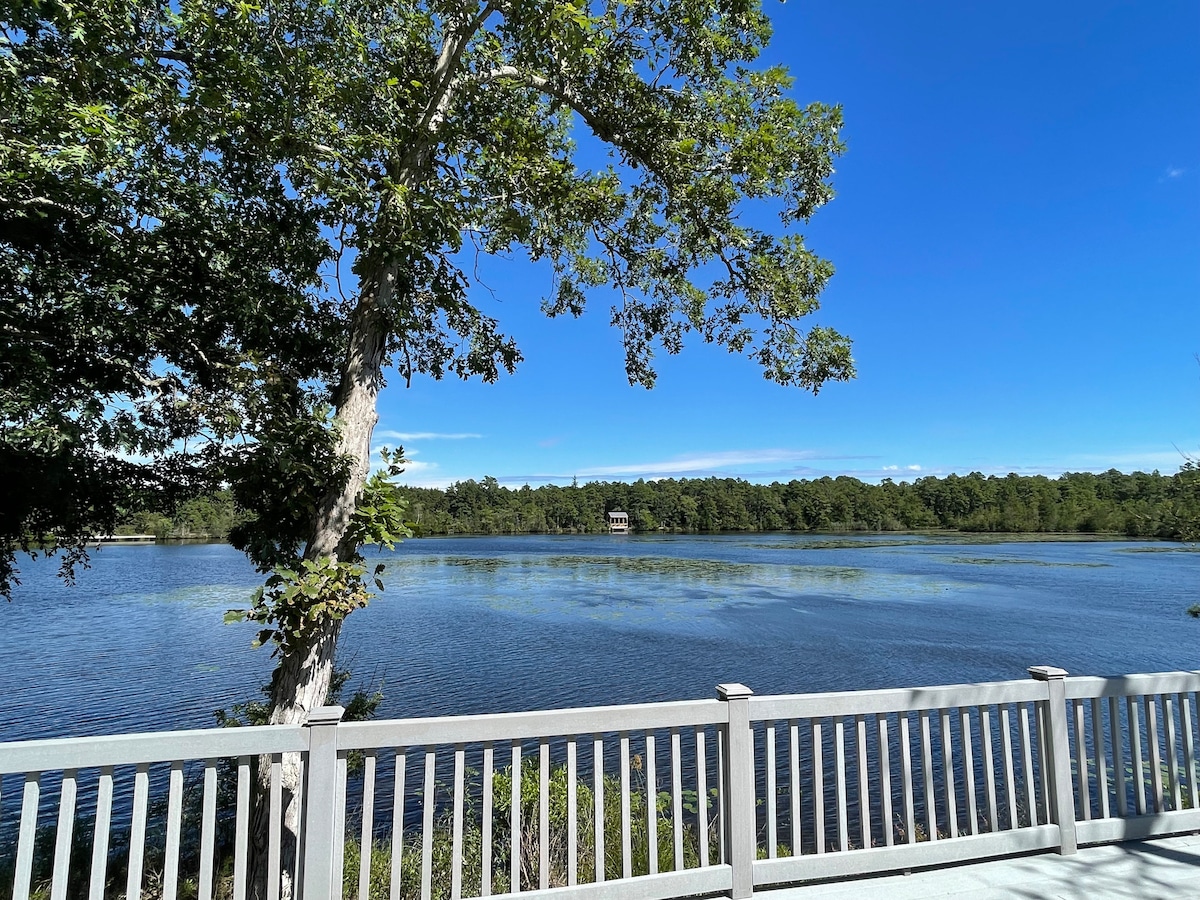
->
716;682;754;701
304;705;346;726
1027;665;1069;681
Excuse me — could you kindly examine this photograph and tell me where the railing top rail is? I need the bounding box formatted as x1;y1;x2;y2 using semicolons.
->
337;697;728;750
749;677;1047;720
12;670;1200;776
0;723;308;774
1064;671;1200;700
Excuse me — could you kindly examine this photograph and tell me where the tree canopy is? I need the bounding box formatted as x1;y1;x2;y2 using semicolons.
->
113;468;1200;541
3;2;853;886
392;468;1200;538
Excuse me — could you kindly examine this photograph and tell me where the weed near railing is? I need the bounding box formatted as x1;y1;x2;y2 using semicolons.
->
340;757;720;898
1;755;718;900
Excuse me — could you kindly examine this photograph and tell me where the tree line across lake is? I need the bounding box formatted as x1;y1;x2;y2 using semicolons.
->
121;468;1200;542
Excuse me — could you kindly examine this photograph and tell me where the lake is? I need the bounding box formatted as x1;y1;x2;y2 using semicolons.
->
2;533;1197;743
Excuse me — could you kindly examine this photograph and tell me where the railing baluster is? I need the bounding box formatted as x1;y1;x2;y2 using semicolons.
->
1072;700;1089;820
1111;697;1128;818
50;769;78;900
293;755;306;893
766;722;777;858
15;772;39;900
128;762;151;900
539;739;550;888
855;715;870;850
197;762;216;900
620;732;632;879
834;717;848;851
899;713;916;844
1018;705;1037;826
812;720;825;854
980;706;998;833
163;761;184;900
390;751;406;900
360;751;376;900
940;709;958;837
920;709;937;841
422;748;436;900
1165;696;1182;811
1035;701;1050;824
1146;695;1164;813
1181;694;1197;811
1128;696;1146;815
1193;691;1200;800
878;715;893;847
1000;705;1017;830
961;708;978;835
593;734;605;882
232;756;250;900
482;744;494;896
333;752;348;896
789;720;801;856
452;744;466;899
1091;698;1110;819
89;766;114;900
645;731;657;875
717;728;726;864
567;737;578;884
510;742;521;892
696;728;710;868
670;727;683;870
269;754;284;900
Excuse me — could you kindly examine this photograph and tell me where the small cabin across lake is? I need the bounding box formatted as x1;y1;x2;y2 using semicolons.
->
606;511;629;533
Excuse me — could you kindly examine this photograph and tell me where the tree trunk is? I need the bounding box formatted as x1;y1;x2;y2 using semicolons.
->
249;269;395;900
248;619;342;900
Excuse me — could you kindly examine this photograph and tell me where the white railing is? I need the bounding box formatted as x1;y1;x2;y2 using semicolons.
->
4;667;1200;900
0;724;308;900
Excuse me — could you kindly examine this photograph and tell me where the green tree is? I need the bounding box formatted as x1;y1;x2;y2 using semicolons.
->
3;0;853;886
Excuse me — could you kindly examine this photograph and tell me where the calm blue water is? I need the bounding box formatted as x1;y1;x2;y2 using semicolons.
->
2;534;1197;742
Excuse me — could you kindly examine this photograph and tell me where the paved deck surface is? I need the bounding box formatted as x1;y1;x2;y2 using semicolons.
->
753;833;1200;899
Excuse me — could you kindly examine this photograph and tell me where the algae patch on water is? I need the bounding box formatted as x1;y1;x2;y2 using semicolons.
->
419;553;969;626
1112;546;1200;554
948;557;1110;568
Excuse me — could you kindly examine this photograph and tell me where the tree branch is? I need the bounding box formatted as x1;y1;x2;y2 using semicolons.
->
469;65;628;146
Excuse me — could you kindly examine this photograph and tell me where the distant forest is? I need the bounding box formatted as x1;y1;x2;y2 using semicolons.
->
120;468;1200;542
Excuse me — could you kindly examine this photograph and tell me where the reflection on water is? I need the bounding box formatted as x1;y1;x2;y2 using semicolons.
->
1;534;1198;743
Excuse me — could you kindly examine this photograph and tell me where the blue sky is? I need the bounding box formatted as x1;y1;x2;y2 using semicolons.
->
381;0;1199;488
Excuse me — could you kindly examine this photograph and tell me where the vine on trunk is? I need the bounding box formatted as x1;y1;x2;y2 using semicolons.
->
227;450;413;652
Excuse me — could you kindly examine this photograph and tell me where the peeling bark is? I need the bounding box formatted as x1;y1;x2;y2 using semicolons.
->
249;269;395;900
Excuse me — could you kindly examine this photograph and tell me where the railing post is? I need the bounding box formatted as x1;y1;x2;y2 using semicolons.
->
1028;666;1077;855
301;705;345;900
718;683;755;899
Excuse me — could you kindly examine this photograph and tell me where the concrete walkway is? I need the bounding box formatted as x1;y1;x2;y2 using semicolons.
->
755;833;1200;899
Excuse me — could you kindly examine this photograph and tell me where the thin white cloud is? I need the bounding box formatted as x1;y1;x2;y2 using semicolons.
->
376;430;482;441
399;459;436;473
482;449;879;484
1166;167;1186;179
1042;450;1197;477
578;449;828;477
